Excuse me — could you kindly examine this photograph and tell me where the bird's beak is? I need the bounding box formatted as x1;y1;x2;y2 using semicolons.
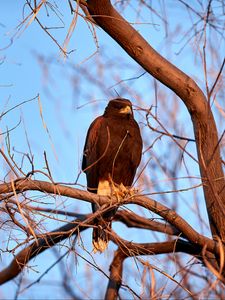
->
119;105;132;114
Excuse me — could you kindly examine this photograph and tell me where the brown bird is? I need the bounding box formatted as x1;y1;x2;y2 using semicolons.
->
82;98;142;252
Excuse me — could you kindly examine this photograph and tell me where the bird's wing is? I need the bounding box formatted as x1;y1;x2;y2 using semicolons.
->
82;116;104;173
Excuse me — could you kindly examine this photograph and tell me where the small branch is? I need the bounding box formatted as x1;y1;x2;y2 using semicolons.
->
0;149;20;177
0;117;22;137
147;123;195;142
208;57;225;99
0;95;38;119
26;205;88;219
43;151;53;180
108;71;146;89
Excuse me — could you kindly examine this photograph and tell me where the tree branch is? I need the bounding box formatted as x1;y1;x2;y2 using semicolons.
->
0;178;221;255
115;210;181;236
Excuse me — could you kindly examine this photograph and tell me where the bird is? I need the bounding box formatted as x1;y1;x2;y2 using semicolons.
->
82;98;142;253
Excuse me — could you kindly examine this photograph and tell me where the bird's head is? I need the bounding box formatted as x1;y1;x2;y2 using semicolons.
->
104;98;133;118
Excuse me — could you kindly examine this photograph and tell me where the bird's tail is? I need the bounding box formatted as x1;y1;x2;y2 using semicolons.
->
92;221;111;253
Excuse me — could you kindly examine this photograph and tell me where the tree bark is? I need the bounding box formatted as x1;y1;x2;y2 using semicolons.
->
86;0;225;242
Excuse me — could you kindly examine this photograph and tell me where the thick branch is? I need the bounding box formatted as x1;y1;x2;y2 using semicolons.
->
111;234;210;258
115;210;181;236
0;178;221;254
86;0;225;242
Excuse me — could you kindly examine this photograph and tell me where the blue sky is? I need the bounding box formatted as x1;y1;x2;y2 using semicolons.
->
0;1;224;298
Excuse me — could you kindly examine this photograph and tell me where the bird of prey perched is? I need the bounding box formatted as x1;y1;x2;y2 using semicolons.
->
82;98;142;253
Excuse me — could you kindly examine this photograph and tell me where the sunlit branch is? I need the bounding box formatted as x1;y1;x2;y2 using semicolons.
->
0;177;221;255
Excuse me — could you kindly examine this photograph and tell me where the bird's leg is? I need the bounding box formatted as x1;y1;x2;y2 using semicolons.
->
108;176;119;204
111;181;128;202
126;186;139;197
108;177;138;202
117;183;138;199
118;183;128;198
